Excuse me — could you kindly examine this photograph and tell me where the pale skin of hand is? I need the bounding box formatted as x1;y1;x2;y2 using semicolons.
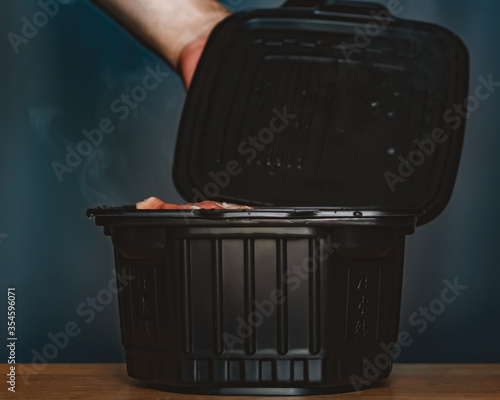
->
91;0;231;87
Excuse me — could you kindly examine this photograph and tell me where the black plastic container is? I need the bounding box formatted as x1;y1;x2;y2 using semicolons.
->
88;0;468;395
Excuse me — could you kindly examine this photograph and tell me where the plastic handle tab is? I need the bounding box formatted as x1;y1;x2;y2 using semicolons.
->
282;0;323;7
282;0;391;17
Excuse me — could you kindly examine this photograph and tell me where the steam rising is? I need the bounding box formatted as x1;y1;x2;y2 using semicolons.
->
80;148;130;206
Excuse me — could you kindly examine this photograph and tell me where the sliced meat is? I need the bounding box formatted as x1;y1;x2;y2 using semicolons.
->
136;197;254;210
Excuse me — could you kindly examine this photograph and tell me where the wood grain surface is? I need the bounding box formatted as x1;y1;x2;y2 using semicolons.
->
1;363;499;399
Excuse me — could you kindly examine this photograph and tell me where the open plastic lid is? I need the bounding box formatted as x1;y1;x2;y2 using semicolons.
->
173;0;469;225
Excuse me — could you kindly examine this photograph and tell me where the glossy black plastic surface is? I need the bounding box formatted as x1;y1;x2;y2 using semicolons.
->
88;208;414;394
174;0;469;225
87;0;469;394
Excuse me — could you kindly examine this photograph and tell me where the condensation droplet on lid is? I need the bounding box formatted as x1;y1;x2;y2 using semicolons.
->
354;211;363;217
387;111;395;117
370;101;379;107
394;92;400;97
302;90;307;96
388;148;396;155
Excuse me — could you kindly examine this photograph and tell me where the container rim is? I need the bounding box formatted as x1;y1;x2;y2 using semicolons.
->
87;207;417;229
87;206;417;218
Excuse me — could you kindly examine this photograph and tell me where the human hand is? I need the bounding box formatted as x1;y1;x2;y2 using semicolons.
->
91;0;231;89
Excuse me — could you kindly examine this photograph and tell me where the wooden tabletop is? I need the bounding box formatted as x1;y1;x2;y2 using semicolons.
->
1;364;499;399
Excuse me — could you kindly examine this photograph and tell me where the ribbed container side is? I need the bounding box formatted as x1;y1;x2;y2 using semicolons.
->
112;226;405;392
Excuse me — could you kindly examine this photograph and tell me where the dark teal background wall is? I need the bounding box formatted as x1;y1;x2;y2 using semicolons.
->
1;0;499;364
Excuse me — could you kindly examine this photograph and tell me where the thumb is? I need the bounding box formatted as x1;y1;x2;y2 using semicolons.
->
178;37;208;89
